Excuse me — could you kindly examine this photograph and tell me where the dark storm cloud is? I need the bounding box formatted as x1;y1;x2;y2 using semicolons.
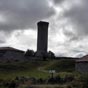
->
52;0;65;4
0;0;55;31
63;0;88;36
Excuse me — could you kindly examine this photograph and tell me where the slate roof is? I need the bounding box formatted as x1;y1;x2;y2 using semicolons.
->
76;55;88;62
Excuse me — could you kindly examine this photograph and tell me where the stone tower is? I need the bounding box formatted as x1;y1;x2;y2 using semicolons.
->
36;21;49;57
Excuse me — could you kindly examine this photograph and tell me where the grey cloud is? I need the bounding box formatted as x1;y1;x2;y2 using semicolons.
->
63;29;77;41
52;0;65;5
0;31;9;43
63;0;88;36
62;28;83;42
0;0;55;31
48;0;88;57
0;40;5;43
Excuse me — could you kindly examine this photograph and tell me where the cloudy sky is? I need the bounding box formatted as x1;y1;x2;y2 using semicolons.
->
0;0;88;57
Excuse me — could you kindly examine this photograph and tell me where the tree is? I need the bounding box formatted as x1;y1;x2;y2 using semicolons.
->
25;49;35;57
48;51;55;58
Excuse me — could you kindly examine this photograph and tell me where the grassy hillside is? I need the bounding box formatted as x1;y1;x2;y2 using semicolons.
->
44;60;75;72
0;60;75;80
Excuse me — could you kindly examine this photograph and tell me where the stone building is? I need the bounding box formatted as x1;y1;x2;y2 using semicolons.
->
75;55;88;73
0;47;25;61
36;21;49;57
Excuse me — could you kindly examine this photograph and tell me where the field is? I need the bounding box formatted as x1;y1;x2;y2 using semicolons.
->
0;61;48;80
0;59;75;80
0;59;88;88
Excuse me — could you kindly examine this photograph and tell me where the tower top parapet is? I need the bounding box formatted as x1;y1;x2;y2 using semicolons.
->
37;21;49;25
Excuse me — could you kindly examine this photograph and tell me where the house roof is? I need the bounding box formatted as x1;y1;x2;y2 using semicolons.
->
0;47;24;53
76;55;88;62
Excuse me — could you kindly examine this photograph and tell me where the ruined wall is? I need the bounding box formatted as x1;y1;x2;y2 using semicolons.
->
75;62;88;73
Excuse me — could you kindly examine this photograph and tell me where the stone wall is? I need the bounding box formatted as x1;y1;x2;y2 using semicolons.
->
75;62;88;73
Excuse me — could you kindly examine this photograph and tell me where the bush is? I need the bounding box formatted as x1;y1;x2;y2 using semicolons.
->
9;80;18;88
80;74;88;88
64;74;74;83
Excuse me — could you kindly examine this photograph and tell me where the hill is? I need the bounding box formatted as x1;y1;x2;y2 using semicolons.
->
0;59;75;80
44;59;75;72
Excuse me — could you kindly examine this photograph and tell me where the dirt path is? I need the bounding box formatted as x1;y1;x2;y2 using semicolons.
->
37;62;58;76
38;67;48;73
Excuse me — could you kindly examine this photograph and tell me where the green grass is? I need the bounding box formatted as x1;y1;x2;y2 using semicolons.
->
0;60;76;80
44;60;75;72
0;61;50;80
